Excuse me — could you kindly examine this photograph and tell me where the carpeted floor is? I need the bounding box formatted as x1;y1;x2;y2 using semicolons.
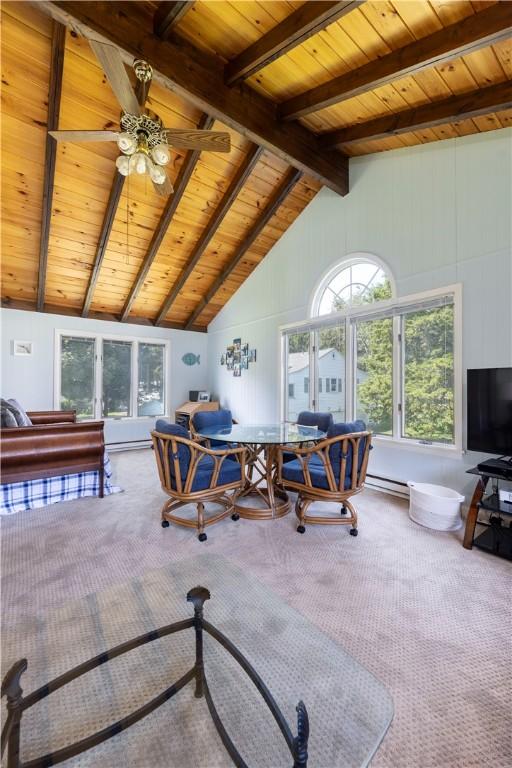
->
1;448;511;768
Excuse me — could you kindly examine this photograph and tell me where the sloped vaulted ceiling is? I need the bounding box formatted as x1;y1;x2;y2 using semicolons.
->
2;1;510;330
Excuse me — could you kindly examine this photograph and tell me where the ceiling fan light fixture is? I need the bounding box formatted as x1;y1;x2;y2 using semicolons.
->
151;142;171;166
117;132;137;154
115;155;131;176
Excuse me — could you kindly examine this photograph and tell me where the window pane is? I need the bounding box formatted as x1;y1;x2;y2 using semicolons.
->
403;305;454;443
60;336;95;419
287;331;310;421
317;325;346;422
138;343;165;417
103;340;132;418
355;317;393;435
318;261;393;315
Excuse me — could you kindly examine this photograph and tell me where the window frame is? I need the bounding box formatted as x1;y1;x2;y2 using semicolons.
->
280;283;462;454
309;253;397;318
54;329;170;422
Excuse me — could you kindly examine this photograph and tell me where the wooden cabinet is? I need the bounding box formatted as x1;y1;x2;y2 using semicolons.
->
175;401;219;431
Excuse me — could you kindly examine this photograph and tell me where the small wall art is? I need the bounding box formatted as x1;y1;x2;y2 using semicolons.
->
221;338;256;377
13;340;33;356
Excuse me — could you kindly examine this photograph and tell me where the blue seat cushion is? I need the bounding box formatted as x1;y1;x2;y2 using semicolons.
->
190;454;242;492
155;420;240;489
282;455;355;491
192;409;233;449
282;412;334;464
297;411;333;433
282;420;367;491
327;420;367;478
155;420;191;477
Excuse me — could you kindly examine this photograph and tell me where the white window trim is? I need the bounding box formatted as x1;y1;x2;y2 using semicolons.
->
280;283;463;454
54;329;170;422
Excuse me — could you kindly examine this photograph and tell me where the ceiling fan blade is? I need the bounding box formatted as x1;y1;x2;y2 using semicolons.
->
152;172;174;197
89;39;141;115
49;130;119;143
162;129;231;153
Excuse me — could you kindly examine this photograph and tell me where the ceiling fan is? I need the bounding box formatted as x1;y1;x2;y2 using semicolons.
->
49;40;231;196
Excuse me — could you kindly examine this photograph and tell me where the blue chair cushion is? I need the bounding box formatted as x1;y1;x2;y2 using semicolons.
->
192;409;233;448
190;454;242;492
155;420;240;490
297;411;333;433
282;420;367;491
155;420;191;478
282;411;334;464
282;455;355;491
327;420;367;478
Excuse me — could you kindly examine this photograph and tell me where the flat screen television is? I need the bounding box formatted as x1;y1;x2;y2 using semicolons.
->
467;367;512;455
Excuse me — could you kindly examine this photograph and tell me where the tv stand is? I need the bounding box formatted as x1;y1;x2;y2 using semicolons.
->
476;457;512;478
463;466;512;560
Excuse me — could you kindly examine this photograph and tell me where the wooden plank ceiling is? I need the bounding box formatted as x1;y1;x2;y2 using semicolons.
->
2;1;511;331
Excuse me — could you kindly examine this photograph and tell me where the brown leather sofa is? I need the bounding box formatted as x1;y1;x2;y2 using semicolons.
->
1;410;106;496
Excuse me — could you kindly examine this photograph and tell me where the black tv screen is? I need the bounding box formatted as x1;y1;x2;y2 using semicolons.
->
467;368;512;455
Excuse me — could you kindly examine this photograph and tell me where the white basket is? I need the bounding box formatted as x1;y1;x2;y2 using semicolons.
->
407;482;465;531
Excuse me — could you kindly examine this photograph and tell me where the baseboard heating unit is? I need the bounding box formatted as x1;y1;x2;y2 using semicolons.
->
365;474;409;499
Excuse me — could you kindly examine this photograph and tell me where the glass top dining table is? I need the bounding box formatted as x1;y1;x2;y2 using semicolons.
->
195;423;327;520
196;422;327;445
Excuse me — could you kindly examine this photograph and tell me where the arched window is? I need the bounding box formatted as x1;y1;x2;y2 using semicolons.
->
311;256;393;317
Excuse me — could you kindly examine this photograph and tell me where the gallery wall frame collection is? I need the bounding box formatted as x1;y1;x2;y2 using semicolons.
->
220;338;256;377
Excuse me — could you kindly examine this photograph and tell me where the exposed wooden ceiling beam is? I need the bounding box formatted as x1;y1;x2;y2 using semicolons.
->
225;1;363;86
279;3;512;121
184;168;302;330
120;113;213;322
82;171;125;317
155;144;263;326
320;80;512;148
154;1;194;39
39;2;349;196
36;20;65;312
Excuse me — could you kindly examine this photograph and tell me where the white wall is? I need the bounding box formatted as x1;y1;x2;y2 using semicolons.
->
208;129;512;496
1;308;208;444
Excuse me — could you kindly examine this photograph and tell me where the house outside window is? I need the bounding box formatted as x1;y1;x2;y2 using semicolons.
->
288;383;295;398
282;255;460;449
304;377;309;394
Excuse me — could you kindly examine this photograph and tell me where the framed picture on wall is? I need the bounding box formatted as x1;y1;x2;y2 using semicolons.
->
13;340;33;356
241;355;249;370
233;363;241;377
249;349;257;362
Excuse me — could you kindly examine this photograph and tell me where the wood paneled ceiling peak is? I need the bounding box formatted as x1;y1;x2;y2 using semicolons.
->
2;1;510;332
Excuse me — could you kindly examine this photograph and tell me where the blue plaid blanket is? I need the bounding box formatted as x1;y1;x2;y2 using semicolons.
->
1;452;121;515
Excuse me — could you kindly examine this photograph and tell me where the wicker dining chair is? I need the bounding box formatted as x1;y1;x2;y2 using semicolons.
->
152;421;247;542
277;420;372;535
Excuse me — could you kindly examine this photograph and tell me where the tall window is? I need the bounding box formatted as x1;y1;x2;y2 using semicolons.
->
282;256;460;449
57;332;168;420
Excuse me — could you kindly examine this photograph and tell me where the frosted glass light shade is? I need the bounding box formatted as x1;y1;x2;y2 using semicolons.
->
129;152;148;175
115;155;131;176
149;163;167;184
151;143;171;165
117;132;137;154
